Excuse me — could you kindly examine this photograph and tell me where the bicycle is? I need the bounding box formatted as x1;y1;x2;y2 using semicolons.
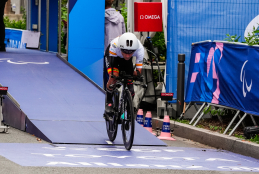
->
103;71;145;150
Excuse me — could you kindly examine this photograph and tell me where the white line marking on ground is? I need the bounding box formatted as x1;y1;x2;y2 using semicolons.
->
106;141;113;144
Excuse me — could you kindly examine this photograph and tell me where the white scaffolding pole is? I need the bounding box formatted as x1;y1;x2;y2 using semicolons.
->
26;0;31;30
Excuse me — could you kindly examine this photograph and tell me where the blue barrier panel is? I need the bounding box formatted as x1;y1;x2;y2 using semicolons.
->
68;0;104;88
48;0;58;52
29;0;58;52
5;28;25;49
30;0;38;28
186;41;259;116
167;0;259;98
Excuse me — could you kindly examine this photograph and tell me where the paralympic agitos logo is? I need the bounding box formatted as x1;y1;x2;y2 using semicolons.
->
140;15;161;20
240;60;252;97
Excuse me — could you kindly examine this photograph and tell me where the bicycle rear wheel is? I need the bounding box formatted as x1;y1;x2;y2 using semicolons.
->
105;90;119;142
121;90;135;150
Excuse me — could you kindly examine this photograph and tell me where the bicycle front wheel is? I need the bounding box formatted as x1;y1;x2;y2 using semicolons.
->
105;91;118;142
121;90;135;150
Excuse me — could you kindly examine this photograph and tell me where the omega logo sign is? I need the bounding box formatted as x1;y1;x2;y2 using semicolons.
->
140;15;161;20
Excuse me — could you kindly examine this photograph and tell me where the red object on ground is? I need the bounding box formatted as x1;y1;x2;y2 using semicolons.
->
134;2;163;32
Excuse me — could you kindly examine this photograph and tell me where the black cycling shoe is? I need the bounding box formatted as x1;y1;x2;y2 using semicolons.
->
105;103;114;114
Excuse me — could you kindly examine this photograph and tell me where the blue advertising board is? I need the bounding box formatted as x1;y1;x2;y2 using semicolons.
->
5;28;25;49
68;0;105;88
186;41;259;116
166;0;259;99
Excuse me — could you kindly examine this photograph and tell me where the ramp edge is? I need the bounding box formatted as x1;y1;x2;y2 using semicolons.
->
56;53;105;94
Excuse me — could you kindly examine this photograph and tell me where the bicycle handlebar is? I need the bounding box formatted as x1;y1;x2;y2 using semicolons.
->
111;74;144;82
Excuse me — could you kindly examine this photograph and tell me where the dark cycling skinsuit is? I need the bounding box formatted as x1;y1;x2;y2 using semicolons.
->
104;37;144;104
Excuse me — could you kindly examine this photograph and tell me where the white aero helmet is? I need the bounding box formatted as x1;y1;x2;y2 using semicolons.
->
118;32;139;54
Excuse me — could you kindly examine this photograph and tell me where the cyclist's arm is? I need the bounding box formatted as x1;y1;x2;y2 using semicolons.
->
134;42;144;76
109;38;119;57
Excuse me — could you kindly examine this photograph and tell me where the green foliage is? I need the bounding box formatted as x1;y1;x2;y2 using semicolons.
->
234;134;244;139
171;118;190;124
61;7;68;20
203;106;211;115
203;106;227;116
244;26;259;46
250;134;259;144
224;34;240;42
4;16;26;30
152;31;166;57
150;32;166;86
234;134;259;144
121;3;127;32
60;0;68;54
225;25;259;46
209;125;214;130
62;0;68;6
153;69;164;86
21;6;26;21
4;6;27;30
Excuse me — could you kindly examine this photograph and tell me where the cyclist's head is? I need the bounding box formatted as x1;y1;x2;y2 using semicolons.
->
118;33;139;59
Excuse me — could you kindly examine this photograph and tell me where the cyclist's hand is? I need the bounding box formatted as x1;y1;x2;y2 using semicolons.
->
133;70;141;77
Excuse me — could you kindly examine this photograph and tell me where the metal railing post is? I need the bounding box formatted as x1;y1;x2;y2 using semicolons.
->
38;0;41;49
223;110;240;135
229;113;247;136
177;54;185;118
46;0;49;52
189;102;206;125
58;0;61;55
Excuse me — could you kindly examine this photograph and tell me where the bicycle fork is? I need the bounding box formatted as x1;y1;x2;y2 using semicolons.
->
118;85;128;120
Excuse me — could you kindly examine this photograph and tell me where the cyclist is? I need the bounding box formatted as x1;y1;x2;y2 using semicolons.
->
104;32;144;114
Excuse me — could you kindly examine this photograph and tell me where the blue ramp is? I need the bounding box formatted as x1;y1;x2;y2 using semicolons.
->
0;48;165;146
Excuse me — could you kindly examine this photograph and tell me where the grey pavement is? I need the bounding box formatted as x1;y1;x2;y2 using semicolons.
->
153;117;259;160
0;127;258;174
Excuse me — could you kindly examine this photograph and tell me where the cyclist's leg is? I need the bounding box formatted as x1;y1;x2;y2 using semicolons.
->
105;56;119;113
118;57;135;98
103;45;111;91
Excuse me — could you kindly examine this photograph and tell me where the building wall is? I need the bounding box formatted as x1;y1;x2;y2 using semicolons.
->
4;14;23;21
10;0;21;14
4;0;27;21
4;0;13;14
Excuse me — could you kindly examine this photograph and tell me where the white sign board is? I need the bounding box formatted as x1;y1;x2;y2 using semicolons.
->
21;30;40;48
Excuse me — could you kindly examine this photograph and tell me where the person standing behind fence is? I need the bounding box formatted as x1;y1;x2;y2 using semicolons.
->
104;0;126;90
104;0;126;51
0;0;8;52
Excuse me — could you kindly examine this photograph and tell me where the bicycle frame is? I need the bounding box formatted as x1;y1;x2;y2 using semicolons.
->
105;69;145;150
114;80;129;121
